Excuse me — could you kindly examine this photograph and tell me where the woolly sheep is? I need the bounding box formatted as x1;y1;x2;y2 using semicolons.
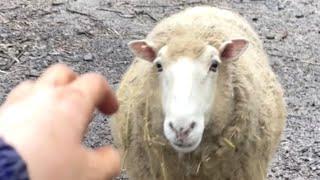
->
110;6;287;180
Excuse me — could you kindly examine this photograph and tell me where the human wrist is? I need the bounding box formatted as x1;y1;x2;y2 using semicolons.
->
0;137;30;180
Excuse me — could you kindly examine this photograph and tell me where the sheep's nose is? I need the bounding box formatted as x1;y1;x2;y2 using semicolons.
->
168;121;196;141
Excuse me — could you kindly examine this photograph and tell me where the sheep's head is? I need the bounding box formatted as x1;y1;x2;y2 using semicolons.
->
128;37;248;153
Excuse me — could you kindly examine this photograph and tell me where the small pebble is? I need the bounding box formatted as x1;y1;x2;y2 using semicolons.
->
106;47;113;54
52;0;65;6
0;33;9;39
295;13;304;18
83;53;94;61
252;17;258;22
28;69;40;77
266;34;275;40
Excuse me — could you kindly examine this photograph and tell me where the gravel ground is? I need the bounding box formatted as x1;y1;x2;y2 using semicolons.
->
0;0;319;179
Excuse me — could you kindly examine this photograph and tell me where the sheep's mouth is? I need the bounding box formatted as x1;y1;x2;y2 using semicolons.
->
173;142;193;148
170;140;201;153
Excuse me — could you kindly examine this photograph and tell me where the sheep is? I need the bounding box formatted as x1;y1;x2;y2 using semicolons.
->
110;5;287;180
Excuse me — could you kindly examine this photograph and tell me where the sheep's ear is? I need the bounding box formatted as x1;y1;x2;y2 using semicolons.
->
219;39;249;62
128;40;157;62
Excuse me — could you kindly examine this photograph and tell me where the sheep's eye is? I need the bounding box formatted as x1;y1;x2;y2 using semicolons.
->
155;62;163;72
209;59;219;72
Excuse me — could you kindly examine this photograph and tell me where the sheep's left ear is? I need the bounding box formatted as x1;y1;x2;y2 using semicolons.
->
219;39;249;62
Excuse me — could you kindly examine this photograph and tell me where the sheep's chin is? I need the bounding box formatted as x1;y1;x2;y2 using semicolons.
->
170;138;202;153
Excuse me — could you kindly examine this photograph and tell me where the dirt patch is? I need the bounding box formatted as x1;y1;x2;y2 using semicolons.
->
0;0;319;179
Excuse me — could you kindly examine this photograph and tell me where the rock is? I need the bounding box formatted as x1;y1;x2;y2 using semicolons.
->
252;17;258;22
0;14;9;24
106;47;114;54
278;6;285;11
52;0;65;6
266;33;275;40
0;33;9;39
27;69;40;77
295;13;304;18
301;156;312;162
83;53;95;61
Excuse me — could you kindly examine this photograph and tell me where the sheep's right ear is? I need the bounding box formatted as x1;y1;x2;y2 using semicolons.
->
128;40;157;62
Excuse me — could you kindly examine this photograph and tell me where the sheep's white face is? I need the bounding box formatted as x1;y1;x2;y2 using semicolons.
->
157;46;219;153
128;38;248;153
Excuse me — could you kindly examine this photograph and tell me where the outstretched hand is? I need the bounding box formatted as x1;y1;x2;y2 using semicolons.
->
0;64;120;180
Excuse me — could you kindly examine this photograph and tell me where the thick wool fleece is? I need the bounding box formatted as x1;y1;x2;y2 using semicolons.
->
111;6;287;180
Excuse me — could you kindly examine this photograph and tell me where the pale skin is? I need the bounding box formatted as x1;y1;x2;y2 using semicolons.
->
0;64;120;180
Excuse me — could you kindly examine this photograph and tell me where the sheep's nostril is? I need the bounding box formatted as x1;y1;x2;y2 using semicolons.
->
168;121;196;141
183;129;190;136
169;122;174;130
190;121;196;129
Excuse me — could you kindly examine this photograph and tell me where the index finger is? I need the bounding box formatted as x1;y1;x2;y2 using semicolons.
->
67;73;119;134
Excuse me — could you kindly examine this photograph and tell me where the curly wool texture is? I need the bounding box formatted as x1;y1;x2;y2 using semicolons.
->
111;6;287;180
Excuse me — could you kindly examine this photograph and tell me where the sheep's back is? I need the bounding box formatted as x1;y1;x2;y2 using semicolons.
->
147;6;263;53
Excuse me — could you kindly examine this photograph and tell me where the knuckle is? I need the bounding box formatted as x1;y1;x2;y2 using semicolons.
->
66;88;85;101
56;88;88;109
83;73;107;85
55;64;75;76
51;63;70;71
48;63;74;76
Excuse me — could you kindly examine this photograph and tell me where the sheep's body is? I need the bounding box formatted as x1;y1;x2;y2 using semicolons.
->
111;6;287;180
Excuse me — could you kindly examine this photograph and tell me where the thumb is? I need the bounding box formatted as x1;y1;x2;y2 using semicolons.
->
85;146;121;180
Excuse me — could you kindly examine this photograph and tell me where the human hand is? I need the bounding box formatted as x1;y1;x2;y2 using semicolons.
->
0;64;120;180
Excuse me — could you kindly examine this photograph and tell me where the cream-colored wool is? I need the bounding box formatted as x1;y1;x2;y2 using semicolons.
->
111;6;287;180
